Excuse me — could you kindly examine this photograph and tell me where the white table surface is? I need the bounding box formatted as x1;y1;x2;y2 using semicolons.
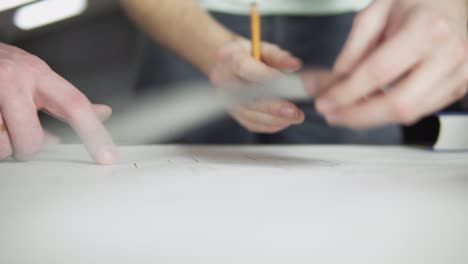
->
0;145;467;264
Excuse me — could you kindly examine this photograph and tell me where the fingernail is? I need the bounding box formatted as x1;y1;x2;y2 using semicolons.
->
96;147;117;165
280;106;299;119
316;99;335;113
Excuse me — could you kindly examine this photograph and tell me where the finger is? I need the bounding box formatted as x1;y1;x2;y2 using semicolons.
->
422;84;468;119
38;72;117;165
324;53;468;130
333;0;391;75
323;94;394;130
231;110;292;134
2;98;44;161
0;113;13;160
43;130;61;145
300;69;335;97
382;37;468;109
242;99;305;122
40;105;111;145
231;106;300;129
318;12;451;113
421;60;468;115
261;43;302;71
43;104;113;123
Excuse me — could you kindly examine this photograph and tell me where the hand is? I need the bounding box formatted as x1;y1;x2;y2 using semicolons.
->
0;43;117;164
313;0;468;129
210;39;305;134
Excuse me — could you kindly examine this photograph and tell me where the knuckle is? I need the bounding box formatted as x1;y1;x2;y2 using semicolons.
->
0;60;15;78
62;91;92;120
362;62;387;88
235;59;252;77
428;14;452;41
2;83;29;101
22;54;49;72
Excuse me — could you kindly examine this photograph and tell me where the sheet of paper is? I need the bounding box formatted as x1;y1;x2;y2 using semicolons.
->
0;145;467;264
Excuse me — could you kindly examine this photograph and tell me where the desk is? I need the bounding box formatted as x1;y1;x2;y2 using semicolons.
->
0;145;467;263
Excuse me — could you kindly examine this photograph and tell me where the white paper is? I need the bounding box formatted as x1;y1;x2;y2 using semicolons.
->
0;145;467;264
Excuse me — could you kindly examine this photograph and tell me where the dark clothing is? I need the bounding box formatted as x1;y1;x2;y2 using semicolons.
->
135;12;403;145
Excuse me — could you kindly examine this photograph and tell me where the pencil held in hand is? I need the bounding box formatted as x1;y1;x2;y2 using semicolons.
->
250;2;261;61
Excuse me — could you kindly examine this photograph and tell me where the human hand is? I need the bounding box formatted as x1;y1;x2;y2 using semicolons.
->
0;43;117;164
313;0;468;129
210;39;305;134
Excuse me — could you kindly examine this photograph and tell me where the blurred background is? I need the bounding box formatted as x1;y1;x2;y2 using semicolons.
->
0;0;466;145
0;0;138;111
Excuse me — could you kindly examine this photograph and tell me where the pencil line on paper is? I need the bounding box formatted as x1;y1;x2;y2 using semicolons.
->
168;160;173;164
133;162;138;169
192;157;199;163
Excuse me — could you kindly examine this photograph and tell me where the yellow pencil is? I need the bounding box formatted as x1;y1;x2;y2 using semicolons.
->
250;2;261;61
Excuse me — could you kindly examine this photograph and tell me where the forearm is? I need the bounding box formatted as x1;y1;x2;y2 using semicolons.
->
121;0;239;75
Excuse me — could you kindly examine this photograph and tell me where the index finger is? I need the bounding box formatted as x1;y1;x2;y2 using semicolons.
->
333;0;391;76
37;72;117;165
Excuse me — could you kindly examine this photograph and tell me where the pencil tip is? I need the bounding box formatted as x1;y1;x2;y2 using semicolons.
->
251;2;257;8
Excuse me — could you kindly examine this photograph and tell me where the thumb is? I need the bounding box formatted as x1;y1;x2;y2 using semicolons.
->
333;0;391;76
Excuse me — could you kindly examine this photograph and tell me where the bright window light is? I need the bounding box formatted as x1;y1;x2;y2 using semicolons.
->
13;0;87;31
0;0;35;12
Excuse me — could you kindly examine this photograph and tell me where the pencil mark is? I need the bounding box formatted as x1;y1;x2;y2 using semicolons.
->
192;157;199;163
168;160;173;164
133;162;138;169
326;161;341;168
